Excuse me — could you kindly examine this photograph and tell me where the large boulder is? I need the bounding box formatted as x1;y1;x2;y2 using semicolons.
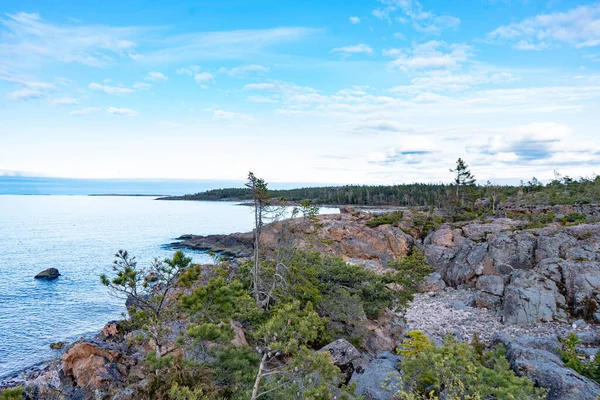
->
502;270;568;325
34;268;61;280
349;352;402;400
62;340;134;394
495;333;600;400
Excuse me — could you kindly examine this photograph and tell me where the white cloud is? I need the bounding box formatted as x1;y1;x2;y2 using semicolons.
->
0;72;56;91
218;64;269;77
204;107;255;121
470;123;575;162
0;12;319;69
349;16;361;24
245;95;279;103
176;66;214;86
50;97;78;106
4;89;45;100
489;3;600;49
390;70;519;92
140;27;320;63
194;72;214;84
373;0;460;35
176;66;201;76
384;41;472;70
133;82;151;90
393;32;407;40
243;80;317;100
332;43;374;56
106;106;138;117
88;82;134;94
71;107;100;115
0;12;139;67
145;71;168;82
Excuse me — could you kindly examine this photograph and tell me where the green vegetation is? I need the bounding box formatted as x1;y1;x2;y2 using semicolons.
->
101;246;431;399
558;212;587;226
366;210;404;228
559;333;600;383
394;332;547;400
101;250;192;355
162;171;600;211
0;387;24;400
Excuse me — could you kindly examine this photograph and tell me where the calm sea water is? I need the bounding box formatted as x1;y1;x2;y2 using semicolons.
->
0;195;337;377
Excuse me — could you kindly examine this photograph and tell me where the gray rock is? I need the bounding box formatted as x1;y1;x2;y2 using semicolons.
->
319;339;363;382
349;352;402;400
112;388;135;400
34;268;61;280
561;260;600;315
451;300;467;310
572;319;588;329
502;270;567;325
418;272;446;293
476;275;505;296
475;292;502;309
495;333;600;400
576;331;600;346
577;347;599;359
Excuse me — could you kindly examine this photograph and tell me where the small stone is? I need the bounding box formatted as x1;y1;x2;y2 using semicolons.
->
49;342;64;350
572;319;588;329
451;301;467;310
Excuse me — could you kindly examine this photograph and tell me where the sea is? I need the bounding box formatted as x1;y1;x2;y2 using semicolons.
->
0;193;337;378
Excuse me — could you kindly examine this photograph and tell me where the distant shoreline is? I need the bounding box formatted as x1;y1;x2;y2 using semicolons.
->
88;194;166;197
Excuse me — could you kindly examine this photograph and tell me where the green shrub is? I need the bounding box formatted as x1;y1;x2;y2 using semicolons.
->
395;333;547;399
559;212;587;226
366;211;404;228
559;333;600;383
388;248;432;311
181;274;263;325
0;387;24;400
142;352;220;400
255;301;330;354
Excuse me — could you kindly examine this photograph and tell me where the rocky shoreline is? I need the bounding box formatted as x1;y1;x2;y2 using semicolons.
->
4;205;600;398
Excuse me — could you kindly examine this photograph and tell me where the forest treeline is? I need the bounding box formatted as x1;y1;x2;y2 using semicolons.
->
160;173;600;208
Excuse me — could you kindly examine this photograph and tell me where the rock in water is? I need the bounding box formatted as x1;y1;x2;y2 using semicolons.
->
34;268;61;280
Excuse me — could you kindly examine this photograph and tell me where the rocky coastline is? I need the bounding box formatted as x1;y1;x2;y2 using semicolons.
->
3;204;600;399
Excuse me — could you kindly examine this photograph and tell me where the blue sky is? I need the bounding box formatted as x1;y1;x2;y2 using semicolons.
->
1;0;600;185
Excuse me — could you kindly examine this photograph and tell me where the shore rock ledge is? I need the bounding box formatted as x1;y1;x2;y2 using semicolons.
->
34;268;61;280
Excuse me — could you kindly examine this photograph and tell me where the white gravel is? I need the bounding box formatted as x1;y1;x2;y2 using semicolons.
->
404;288;594;345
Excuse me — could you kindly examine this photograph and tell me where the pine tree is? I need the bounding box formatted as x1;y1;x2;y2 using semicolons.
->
450;158;476;205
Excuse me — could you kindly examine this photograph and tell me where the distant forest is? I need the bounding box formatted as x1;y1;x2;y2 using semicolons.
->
159;174;600;208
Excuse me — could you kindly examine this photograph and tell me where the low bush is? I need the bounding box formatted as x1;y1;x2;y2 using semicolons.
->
0;387;24;400
559;333;600;383
366;210;404;228
394;332;547;400
558;212;587;226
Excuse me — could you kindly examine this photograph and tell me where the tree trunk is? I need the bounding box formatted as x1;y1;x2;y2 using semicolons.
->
251;353;268;400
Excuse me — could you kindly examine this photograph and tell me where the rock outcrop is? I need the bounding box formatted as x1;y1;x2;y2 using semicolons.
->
495;333;600;400
424;219;600;325
34;268;61;280
61;340;134;395
319;339;363;382
348;352;402;400
175;212;415;272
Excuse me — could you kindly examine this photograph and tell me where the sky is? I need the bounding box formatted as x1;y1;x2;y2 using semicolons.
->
1;0;600;185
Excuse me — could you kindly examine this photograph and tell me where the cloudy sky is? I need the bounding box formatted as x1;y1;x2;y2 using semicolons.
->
1;0;600;185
